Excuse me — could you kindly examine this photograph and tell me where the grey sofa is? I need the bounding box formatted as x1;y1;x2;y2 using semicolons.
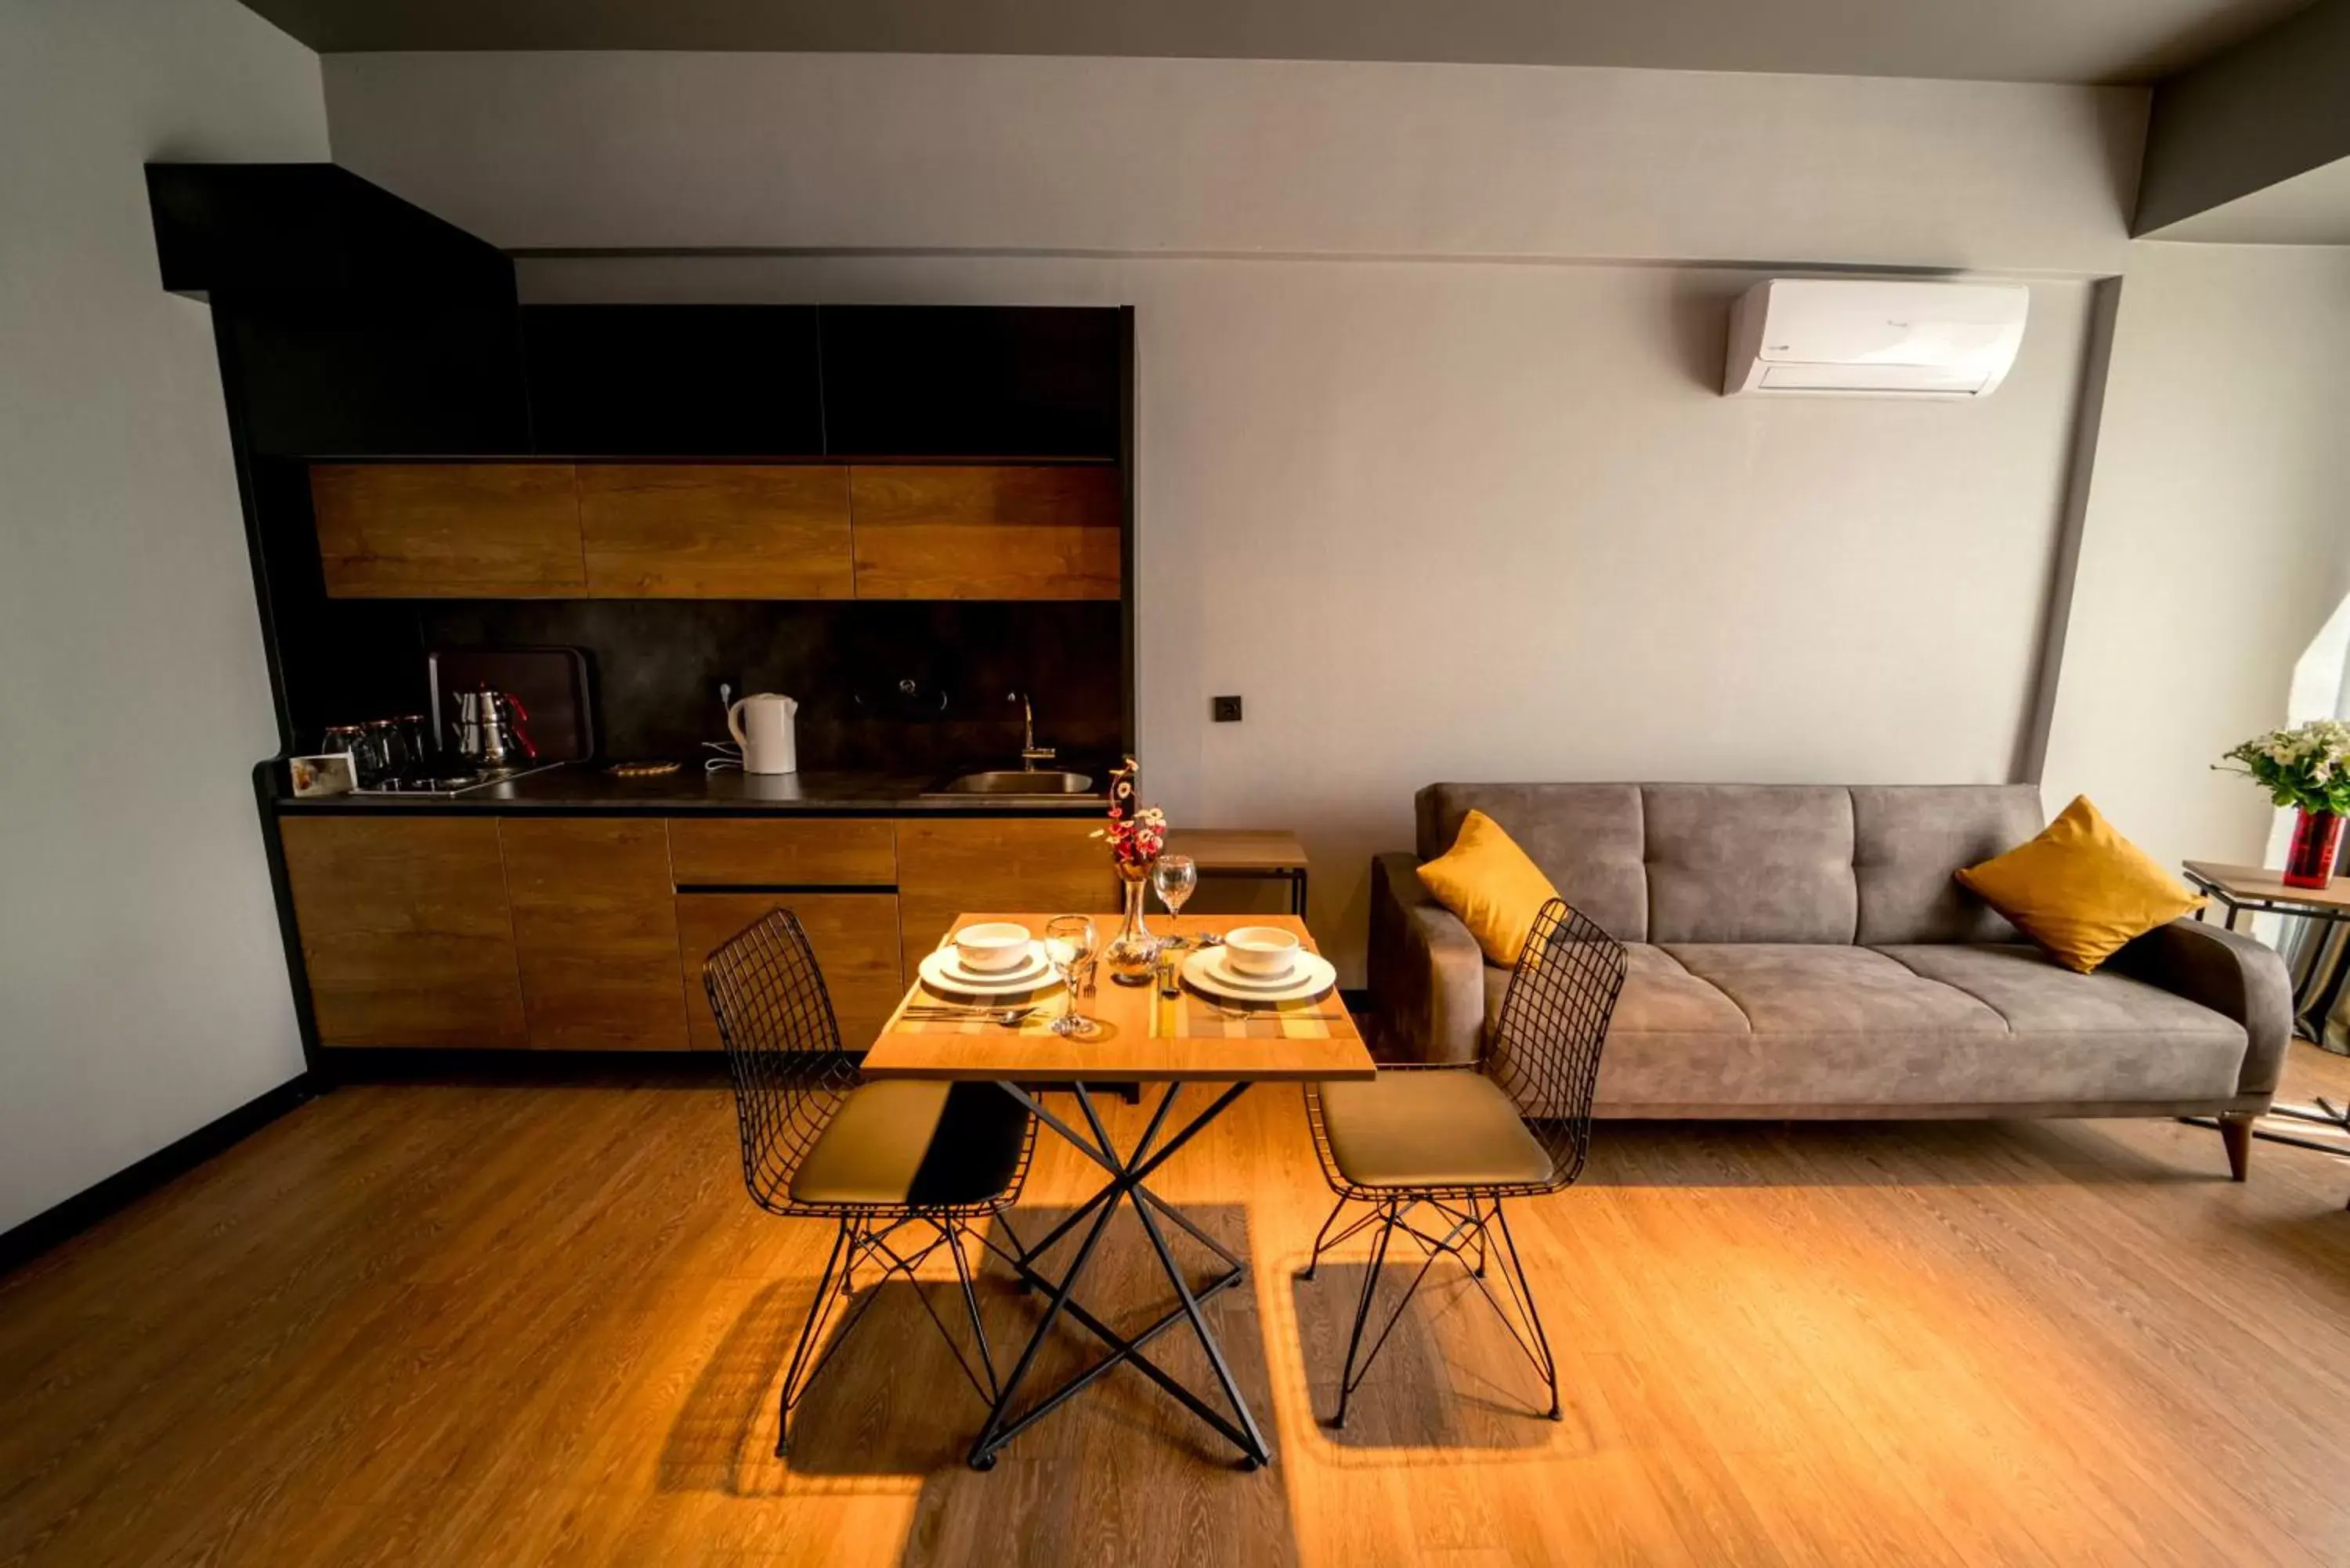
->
1369;784;2292;1176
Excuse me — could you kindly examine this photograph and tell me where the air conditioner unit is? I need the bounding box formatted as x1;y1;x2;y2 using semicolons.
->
1723;279;2028;399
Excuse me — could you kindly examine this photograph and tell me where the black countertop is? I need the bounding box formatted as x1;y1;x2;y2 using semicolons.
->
266;762;1111;817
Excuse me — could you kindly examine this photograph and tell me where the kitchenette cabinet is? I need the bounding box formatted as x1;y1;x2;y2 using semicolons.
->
273;804;1115;1056
310;463;587;598
279;816;529;1048
306;460;1118;602
498;818;690;1052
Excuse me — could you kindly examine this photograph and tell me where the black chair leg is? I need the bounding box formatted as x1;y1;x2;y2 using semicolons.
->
1490;1200;1561;1421
1299;1194;1348;1282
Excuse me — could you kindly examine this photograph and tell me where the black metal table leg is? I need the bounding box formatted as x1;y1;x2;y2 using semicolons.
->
967;1079;1273;1471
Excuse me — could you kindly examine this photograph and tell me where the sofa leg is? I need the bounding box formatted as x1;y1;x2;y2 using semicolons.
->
2218;1113;2255;1182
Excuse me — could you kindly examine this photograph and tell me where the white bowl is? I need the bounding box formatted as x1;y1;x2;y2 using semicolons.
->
1224;925;1302;977
953;922;1033;973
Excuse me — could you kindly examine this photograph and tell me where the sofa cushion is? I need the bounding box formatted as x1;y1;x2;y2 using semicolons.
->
1875;944;2246;1100
1851;784;2039;945
1478;941;2247;1113
1643;786;1858;944
1954;796;2205;973
1417;783;1648;940
1417;809;1562;967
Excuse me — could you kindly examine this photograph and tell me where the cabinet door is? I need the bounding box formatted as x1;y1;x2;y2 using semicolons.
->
678;893;905;1053
580;465;853;599
820;305;1123;458
280;816;527;1049
895;818;1119;971
850;466;1120;601
499;818;689;1051
666;818;896;887
522;305;824;457
310;463;585;598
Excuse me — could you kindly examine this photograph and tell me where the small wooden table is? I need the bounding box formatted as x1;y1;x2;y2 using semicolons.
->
2182;861;2350;1180
863;912;1375;1470
2182;860;2350;1039
1162;829;1310;916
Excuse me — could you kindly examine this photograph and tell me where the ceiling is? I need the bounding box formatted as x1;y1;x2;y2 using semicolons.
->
240;0;2311;86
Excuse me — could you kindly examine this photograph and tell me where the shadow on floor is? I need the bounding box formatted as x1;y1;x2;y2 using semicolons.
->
1288;1259;1556;1452
661;1204;1302;1566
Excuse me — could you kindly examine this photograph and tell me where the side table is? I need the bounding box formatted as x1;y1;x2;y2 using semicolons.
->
1163;829;1309;917
2181;860;2350;1183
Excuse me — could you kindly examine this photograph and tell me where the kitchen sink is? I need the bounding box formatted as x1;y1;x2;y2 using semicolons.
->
924;769;1098;797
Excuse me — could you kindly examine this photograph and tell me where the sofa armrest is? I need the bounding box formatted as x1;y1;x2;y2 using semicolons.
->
2107;917;2294;1098
1367;852;1486;1064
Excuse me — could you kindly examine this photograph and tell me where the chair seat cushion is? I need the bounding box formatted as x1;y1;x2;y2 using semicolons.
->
1318;1069;1553;1189
789;1080;1029;1206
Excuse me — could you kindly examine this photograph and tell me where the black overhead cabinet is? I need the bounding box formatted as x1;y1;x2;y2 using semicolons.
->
520;305;825;457
818;305;1123;459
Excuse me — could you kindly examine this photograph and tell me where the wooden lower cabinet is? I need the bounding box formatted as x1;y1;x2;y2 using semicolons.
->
280;816;528;1049
665;816;895;887
895;817;1119;963
500;818;689;1051
676;893;904;1052
279;809;1108;1054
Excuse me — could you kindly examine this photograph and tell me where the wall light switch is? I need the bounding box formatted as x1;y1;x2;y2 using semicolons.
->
1212;695;1244;723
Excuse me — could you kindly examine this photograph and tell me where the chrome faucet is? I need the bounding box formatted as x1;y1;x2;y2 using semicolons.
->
1008;691;1057;768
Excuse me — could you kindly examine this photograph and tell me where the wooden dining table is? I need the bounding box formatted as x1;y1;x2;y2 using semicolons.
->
861;911;1376;1471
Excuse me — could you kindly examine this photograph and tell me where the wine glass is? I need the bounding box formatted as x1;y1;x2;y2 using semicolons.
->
1043;915;1099;1038
1153;854;1198;949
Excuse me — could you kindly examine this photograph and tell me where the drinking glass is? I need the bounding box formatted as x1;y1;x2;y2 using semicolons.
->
1153;854;1198;948
1043;915;1099;1038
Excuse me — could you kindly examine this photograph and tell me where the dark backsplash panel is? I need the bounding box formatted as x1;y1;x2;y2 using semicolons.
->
407;598;1126;771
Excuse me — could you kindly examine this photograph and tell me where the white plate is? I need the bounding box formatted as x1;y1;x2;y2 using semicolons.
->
1181;945;1337;1004
917;943;1058;997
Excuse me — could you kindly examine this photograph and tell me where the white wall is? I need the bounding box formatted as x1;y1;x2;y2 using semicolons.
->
0;0;324;1232
2042;244;2350;870
324;52;2144;274
324;52;2138;977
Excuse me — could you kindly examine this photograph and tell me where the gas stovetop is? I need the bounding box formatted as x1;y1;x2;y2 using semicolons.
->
354;761;566;798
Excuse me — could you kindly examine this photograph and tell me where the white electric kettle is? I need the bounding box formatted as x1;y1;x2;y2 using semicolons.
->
726;692;800;775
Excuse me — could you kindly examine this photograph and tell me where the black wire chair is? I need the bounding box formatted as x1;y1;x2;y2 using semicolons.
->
1299;898;1625;1428
703;909;1036;1458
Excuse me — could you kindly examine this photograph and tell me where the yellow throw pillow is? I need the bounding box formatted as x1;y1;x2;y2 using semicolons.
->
1417;810;1563;968
1955;796;2204;974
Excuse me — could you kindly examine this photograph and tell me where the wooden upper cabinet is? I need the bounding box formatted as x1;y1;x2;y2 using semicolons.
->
498;818;689;1051
310;463;586;598
895;817;1120;964
851;465;1121;601
279;816;527;1049
579;465;853;599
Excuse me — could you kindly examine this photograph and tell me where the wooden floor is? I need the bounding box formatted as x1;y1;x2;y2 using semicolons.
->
5;1049;2349;1568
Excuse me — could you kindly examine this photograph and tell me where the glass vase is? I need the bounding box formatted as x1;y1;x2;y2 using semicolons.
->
1103;863;1161;985
2283;806;2344;889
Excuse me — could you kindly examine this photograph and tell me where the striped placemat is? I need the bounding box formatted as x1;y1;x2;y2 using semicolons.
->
1152;984;1347;1040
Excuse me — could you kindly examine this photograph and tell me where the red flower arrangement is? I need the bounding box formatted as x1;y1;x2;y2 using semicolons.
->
1095;757;1166;870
